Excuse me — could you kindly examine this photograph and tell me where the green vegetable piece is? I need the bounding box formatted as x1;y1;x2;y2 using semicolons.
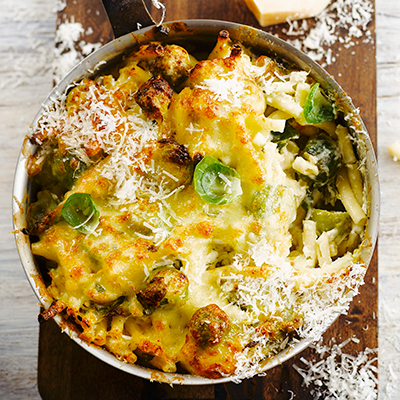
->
251;184;283;218
95;283;106;293
303;83;334;124
61;193;100;234
51;150;86;190
311;209;351;244
271;122;301;152
137;266;189;314
302;134;343;187
194;156;242;205
94;296;125;315
26;190;60;232
271;121;300;144
189;304;230;347
150;139;194;190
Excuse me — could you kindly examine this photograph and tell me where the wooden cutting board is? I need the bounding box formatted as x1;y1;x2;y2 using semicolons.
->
38;1;377;398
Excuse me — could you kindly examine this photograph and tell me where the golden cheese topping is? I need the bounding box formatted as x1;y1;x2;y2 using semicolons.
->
26;31;369;380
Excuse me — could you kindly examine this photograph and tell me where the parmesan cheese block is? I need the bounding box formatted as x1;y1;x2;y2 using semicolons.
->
243;0;330;26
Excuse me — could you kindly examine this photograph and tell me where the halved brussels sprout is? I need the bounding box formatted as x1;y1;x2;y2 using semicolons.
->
194;156;242;205
188;304;230;346
303;83;334;124
137;266;189;314
311;209;352;244
301;134;343;187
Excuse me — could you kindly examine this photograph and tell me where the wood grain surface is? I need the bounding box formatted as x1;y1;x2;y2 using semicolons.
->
36;1;378;399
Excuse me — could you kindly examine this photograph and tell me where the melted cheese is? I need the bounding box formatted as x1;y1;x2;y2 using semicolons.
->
27;33;369;380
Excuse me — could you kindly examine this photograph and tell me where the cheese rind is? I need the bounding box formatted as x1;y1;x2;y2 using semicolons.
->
243;0;330;26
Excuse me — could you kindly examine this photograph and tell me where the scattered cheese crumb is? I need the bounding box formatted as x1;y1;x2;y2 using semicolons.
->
229;261;366;382
55;0;67;13
280;0;374;67
53;20;102;83
388;141;400;162
294;337;378;399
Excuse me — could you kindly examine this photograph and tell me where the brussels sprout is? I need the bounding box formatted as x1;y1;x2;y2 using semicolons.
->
61;193;100;235
254;307;303;341
188;304;230;346
134;75;173;121
51;149;86;190
301;134;343;187
303;83;334;124
250;184;283;218
137;266;189;314
211;242;235;269
150;139;194;190
26;190;60;232
270;120;300;152
94;296;126;316
311;209;351;244
152;44;196;87
194;156;242;205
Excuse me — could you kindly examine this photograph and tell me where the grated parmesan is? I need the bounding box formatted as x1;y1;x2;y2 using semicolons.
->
53;19;102;83
280;0;374;67
226;260;367;382
293;337;378;399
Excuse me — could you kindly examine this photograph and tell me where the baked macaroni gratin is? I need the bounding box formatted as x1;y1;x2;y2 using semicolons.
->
25;30;370;380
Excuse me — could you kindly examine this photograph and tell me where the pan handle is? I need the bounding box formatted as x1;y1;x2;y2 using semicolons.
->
101;0;156;38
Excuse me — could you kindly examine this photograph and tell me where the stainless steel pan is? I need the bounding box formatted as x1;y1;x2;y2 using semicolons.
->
12;0;379;385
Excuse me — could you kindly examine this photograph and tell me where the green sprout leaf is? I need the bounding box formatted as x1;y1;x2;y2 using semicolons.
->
301;134;343;187
61;193;100;234
194;156;242;205
303;83;334;124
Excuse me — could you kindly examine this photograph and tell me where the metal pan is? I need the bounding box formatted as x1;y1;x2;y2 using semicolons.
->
12;0;379;385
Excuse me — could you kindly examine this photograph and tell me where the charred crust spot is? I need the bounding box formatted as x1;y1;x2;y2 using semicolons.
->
30;206;61;236
219;30;229;39
134;42;165;63
137;276;167;310
158;138;178;146
244;340;258;349
38;300;65;323
147;42;165;57
30;130;48;145
148;76;172;96
193;153;204;166
30;214;54;235
147;244;158;252
134;75;173;120
81;318;91;330
69;157;81;171
158;138;192;165
169;144;192;165
230;44;242;58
